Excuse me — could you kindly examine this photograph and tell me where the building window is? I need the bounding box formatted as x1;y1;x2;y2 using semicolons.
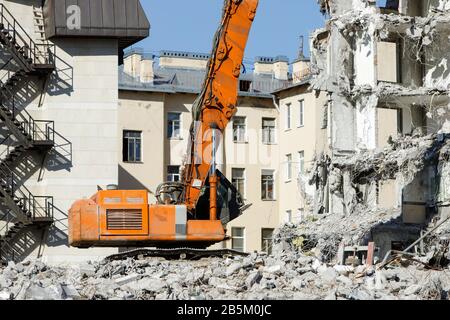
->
261;170;275;200
298;151;305;175
285;103;291;130
286;154;292;181
233;117;247;143
297;208;303;223
123;130;142;163
298;100;305;127
232;168;246;198
262;118;276;144
286;210;292;223
232;227;245;252
167;166;180;182
168;112;181;139
261;229;274;254
239;80;252;92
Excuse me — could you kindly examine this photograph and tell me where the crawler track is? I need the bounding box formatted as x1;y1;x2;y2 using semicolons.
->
105;248;249;262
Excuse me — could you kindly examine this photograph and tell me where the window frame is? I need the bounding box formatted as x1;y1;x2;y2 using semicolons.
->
167;112;182;139
262;117;277;145
297;208;304;223
298;99;305;128
286;210;293;223
285;103;292;130
123;130;143;163
298;151;305;175
261;170;276;201
167;165;181;182
232;168;246;199
231;227;245;252
233;116;247;143
285;154;293;182
261;228;274;255
239;80;252;92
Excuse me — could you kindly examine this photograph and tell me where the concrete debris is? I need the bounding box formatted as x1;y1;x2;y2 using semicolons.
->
0;221;449;301
225;263;242;277
61;284;81;300
114;273;141;286
293;132;450;262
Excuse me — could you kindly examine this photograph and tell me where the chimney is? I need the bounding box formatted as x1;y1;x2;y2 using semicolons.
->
254;57;275;75
254;56;289;80
292;58;310;83
140;55;154;83
124;48;143;78
273;56;289;80
159;51;209;70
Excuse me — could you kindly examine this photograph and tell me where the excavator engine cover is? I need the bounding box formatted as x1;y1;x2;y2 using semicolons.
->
69;190;225;248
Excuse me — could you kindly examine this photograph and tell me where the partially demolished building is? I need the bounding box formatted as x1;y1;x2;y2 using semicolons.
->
302;0;450;258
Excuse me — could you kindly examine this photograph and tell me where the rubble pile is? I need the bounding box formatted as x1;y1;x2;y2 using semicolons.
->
0;217;449;301
274;208;402;262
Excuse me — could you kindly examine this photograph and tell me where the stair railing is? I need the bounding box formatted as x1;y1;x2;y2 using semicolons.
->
0;164;53;220
0;4;55;66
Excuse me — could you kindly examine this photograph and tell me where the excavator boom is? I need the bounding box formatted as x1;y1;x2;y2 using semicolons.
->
182;0;259;212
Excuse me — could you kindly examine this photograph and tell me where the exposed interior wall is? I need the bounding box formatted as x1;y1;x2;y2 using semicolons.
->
355;34;376;86
331;97;356;152
377;107;399;148
377;41;398;83
378;180;400;209
356;98;377;150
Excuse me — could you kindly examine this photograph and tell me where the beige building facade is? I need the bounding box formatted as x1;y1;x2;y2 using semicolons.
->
118;50;296;253
273;81;329;225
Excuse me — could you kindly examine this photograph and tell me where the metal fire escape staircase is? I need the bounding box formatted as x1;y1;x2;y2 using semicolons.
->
0;4;56;264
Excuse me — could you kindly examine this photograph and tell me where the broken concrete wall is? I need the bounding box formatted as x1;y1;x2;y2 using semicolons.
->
354;31;376;86
424;32;450;90
378;180;401;209
356;96;377;150
317;0;376;17
425;0;450;13
401;40;424;88
310;0;450;205
331;98;356;152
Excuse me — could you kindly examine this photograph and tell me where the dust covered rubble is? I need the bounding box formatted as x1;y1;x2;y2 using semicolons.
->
0;236;449;301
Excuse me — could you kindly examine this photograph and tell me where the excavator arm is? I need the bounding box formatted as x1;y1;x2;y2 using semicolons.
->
182;0;259;213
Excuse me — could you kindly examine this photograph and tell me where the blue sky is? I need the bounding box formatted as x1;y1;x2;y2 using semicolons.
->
134;0;325;66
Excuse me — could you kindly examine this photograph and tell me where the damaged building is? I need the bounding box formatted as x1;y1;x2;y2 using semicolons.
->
296;0;450;259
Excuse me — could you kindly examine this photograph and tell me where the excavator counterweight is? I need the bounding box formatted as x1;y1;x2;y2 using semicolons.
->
69;0;259;249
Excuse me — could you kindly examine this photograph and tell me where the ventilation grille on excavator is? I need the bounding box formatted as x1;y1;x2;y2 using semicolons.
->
106;209;142;230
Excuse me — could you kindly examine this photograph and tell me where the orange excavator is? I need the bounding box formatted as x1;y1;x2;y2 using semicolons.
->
69;0;259;249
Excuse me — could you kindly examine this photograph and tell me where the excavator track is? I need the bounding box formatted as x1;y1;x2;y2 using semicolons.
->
105;247;249;262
